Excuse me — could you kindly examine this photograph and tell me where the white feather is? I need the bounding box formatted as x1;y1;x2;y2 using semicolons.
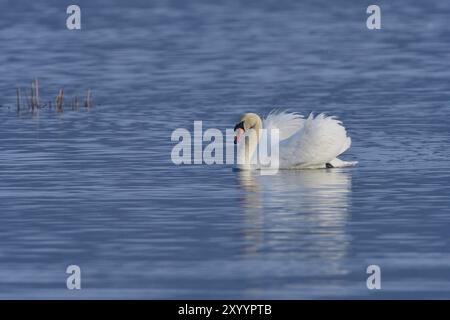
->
258;111;357;169
263;110;304;141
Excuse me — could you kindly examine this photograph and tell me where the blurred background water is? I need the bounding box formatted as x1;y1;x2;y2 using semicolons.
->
0;0;450;298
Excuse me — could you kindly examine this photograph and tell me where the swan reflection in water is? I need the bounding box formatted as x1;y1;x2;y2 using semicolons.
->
237;169;353;264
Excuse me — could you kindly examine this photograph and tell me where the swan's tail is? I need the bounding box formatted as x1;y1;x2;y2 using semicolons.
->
329;158;358;168
339;137;352;156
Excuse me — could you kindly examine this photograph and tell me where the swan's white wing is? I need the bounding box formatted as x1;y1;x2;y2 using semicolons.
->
263;110;304;141
254;110;304;166
280;113;352;168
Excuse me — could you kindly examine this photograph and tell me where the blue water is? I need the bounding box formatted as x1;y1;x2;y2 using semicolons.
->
1;0;450;298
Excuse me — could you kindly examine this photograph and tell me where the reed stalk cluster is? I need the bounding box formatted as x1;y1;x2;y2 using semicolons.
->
16;79;93;113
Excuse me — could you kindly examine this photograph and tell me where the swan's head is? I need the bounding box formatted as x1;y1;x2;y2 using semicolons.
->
233;113;262;144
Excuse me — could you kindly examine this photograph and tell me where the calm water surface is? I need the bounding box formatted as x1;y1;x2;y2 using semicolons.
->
0;0;450;298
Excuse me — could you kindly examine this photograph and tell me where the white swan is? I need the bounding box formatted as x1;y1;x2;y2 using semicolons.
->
233;110;357;170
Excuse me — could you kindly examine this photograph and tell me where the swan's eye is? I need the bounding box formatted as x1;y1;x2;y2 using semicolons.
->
234;121;245;132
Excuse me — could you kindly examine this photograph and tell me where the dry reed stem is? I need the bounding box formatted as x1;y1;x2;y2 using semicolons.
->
31;82;35;111
84;89;92;108
35;78;40;109
16;87;21;112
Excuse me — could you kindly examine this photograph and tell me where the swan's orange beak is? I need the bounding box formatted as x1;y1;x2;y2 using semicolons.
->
234;128;244;144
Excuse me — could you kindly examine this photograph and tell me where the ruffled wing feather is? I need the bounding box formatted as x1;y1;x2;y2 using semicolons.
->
280;113;351;168
262;110;304;141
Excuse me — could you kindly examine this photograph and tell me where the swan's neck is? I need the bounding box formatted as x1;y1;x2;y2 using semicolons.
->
237;121;262;167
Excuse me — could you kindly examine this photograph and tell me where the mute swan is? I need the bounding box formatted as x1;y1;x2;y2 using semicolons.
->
233;111;357;170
